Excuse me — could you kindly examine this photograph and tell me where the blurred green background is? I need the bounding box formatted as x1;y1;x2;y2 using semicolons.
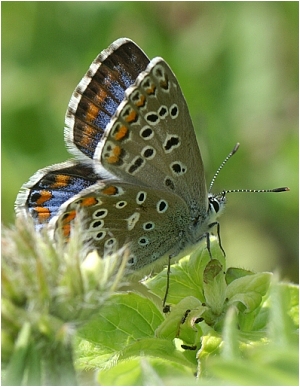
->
2;2;298;282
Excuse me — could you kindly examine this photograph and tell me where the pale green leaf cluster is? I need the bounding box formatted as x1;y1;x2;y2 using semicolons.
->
2;221;298;385
76;241;298;385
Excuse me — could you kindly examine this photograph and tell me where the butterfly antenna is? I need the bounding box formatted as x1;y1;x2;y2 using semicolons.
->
210;143;290;195
223;187;290;195
209;143;240;192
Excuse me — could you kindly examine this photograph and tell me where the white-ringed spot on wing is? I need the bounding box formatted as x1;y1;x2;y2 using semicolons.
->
141;146;156;160
170;161;187;176
115;201;127;209
163;134;180;153
164;176;175;190
89;219;104;229
136;191;147;205
126;156;145;175
143;221;155;231
94;230;106;241
127;254;137;266
138;237;149;247
157;200;168;213
140;126;154;140
93;209;108;218
169;104;179;119
145;111;160;125
104;238;117;249
126;212;140;231
151;252;160;261
158;105;168;119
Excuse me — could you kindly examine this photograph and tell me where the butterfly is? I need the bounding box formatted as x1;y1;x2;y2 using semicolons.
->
15;38;289;277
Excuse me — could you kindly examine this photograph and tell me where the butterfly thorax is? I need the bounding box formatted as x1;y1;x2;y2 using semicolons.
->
177;192;226;254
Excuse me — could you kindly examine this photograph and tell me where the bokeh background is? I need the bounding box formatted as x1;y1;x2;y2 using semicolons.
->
2;2;298;282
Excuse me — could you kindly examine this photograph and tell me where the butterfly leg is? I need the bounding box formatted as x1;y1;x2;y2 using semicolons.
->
162;255;172;309
207;221;226;257
205;232;213;260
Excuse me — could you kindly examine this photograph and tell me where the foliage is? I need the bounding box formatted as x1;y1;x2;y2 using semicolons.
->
2;221;298;385
2;218;127;385
76;241;298;385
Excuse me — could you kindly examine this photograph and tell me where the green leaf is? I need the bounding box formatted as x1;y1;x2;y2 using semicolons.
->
119;337;194;367
155;296;205;341
146;239;225;306
226;272;272;312
4;322;32;386
208;347;299;386
220;307;240;359
225;267;254;284
267;281;299;345
97;356;196;386
203;259;227;315
146;256;206;305
78;293;164;354
197;330;223;369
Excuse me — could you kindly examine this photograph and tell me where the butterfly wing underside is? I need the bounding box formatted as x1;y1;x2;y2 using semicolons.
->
52;176;192;269
94;58;209;220
15;38;211;272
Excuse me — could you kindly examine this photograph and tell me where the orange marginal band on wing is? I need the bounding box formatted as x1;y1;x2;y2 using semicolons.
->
114;125;128;141
86;103;99;122
34;206;51;222
125;108;137;123
61;211;77;237
135;94;146;108
50;175;71;189
81;197;98;207
79;125;98;148
62;224;71;238
35;190;52;205
107;145;122;164
62;211;77;225
94;88;108;105
146;83;156;95
102;186;117;195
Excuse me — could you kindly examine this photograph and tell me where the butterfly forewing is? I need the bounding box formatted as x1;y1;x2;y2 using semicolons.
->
65;39;150;162
94;59;208;219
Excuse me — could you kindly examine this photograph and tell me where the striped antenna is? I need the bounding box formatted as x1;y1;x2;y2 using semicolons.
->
209;143;290;194
209;143;240;192
223;187;290;195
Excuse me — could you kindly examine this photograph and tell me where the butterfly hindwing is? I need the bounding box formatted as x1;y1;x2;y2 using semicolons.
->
15;161;98;229
52;179;192;269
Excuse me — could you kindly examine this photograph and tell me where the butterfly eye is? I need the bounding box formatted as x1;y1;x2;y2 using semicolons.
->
209;197;220;214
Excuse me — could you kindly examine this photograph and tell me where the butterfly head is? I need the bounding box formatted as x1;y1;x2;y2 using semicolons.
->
207;191;226;224
204;144;239;228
